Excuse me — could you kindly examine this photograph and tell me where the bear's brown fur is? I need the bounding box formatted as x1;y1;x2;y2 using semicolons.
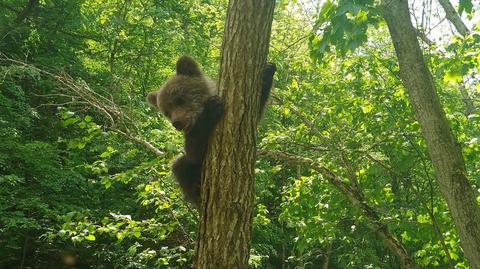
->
147;55;275;207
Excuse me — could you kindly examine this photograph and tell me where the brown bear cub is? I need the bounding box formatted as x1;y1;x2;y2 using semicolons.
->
147;55;275;207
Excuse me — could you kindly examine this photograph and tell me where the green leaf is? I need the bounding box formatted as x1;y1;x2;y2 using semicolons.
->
145;184;152;192
63;118;78;127
401;231;411;241
116;233;125;241
362;102;373;113
417;214;431;224
85;234;96;241
318;0;336;22
100;148;113;158
459;0;473;15
101;177;112;189
127;244;137;256
443;71;462;83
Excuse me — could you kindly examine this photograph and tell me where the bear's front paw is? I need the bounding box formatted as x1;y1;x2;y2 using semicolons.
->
263;62;276;76
205;95;225;119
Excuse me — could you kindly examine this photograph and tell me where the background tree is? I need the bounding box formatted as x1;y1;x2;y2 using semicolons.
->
383;1;480;267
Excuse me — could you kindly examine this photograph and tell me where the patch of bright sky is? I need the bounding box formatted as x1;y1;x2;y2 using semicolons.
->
410;0;479;42
293;0;479;43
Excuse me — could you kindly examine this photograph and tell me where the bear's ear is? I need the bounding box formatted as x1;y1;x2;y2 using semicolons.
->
176;55;202;76
147;91;158;107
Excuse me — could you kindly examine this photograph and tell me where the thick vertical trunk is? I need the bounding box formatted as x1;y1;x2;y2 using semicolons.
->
194;1;275;268
382;1;480;268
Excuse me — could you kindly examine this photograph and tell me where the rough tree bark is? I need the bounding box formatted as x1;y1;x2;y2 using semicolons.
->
382;1;480;268
194;1;275;268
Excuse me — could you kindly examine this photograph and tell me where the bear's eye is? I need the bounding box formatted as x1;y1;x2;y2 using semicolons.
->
174;97;185;106
164;111;171;118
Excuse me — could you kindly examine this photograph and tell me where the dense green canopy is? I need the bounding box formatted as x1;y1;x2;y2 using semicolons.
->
1;0;479;268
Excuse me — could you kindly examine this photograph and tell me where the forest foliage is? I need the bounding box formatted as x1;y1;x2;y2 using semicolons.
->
1;0;479;268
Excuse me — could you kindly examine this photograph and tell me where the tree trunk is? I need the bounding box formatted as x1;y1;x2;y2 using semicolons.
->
194;1;275;268
382;1;480;268
437;0;470;36
321;243;332;269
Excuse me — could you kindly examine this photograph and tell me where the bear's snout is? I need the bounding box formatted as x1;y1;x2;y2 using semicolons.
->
172;120;185;131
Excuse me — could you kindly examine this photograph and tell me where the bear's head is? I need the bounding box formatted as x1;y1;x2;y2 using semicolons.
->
147;56;216;132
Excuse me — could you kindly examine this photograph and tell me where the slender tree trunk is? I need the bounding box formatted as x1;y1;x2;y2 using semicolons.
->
321;243;332;269
437;0;470;36
194;1;275;268
19;233;28;269
382;1;480;268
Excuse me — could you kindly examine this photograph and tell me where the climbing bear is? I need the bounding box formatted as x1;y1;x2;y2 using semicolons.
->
147;55;275;206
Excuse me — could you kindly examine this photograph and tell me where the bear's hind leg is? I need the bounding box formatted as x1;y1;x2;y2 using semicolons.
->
259;62;276;119
172;155;201;206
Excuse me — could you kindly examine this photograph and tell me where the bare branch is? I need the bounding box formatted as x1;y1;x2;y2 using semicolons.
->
415;28;434;45
0;53;166;158
114;129;164;156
